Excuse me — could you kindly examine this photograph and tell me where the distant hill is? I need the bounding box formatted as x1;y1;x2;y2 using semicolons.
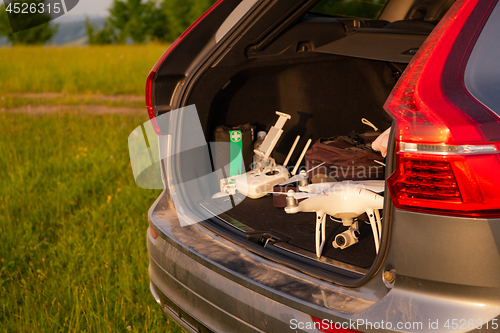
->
0;16;106;46
51;16;106;45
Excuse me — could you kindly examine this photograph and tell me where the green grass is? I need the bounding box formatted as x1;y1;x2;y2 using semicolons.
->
0;44;169;95
0;112;182;332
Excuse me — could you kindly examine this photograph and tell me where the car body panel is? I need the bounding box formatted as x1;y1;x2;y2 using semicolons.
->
389;209;500;287
149;191;500;332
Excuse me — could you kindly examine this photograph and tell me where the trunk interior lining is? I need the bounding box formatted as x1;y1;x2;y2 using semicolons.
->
223;195;377;268
183;17;418;273
205;57;395;164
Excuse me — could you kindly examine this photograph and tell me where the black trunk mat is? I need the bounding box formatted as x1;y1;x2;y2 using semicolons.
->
224;195;376;268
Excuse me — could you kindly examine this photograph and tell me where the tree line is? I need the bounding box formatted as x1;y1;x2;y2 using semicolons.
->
0;0;218;45
86;0;218;44
0;0;387;45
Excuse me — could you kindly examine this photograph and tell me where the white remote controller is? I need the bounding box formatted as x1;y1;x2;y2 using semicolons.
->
234;165;289;199
214;111;293;199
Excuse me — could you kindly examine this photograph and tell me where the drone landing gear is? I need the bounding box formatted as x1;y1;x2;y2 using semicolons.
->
311;209;383;258
317;209;382;258
315;211;326;258
366;208;382;254
282;185;384;259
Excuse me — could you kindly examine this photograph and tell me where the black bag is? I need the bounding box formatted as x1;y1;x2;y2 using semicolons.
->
213;123;256;175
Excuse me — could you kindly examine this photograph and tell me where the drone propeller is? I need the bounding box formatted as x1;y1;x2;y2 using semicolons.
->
298;180;385;194
353;180;385;193
266;190;325;200
279;171;307;186
211;191;230;199
278;162;326;186
298;182;335;194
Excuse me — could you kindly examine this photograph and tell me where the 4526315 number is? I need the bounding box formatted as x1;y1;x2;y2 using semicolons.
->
6;2;61;14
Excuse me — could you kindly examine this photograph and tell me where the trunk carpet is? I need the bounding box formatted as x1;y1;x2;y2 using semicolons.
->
225;195;377;268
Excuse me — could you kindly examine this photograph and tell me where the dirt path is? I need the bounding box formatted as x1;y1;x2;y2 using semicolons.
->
3;104;145;115
7;93;144;102
1;93;146;116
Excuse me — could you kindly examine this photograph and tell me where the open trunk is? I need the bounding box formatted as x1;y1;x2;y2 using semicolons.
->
179;12;435;279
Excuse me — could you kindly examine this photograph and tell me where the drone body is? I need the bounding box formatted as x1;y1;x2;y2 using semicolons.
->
283;183;384;258
285;184;383;219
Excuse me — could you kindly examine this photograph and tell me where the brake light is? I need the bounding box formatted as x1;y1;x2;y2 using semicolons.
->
145;0;224;134
385;0;500;217
310;316;360;333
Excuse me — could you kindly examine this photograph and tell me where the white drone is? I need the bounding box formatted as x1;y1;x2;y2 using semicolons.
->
273;180;384;258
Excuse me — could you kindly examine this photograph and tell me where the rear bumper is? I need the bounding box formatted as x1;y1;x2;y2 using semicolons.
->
148;230;320;333
146;192;375;333
148;192;500;333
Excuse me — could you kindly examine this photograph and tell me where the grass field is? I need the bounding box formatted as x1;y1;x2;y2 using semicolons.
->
0;45;184;332
0;44;169;95
0;112;184;332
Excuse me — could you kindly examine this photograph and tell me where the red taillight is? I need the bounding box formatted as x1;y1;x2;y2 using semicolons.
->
145;0;225;134
145;71;156;120
395;157;460;201
310;316;360;333
385;0;500;217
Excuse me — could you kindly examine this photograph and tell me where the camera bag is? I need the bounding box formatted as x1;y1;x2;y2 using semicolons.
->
305;131;385;182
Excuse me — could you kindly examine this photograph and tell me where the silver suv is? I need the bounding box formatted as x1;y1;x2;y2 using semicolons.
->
141;0;500;331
